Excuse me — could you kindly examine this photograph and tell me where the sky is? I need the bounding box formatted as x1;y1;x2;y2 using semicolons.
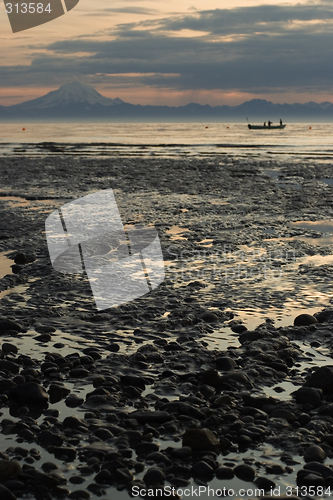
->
1;0;333;106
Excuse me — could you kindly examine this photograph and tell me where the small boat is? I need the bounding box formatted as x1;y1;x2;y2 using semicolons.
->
248;124;286;130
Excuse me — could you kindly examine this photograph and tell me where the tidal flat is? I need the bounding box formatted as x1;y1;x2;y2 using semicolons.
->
0;156;333;499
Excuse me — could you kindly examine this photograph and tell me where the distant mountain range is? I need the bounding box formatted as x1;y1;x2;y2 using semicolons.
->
1;82;333;122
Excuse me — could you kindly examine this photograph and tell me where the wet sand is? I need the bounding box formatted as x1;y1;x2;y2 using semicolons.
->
0;155;333;499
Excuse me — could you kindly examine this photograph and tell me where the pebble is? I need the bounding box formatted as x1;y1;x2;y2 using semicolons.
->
191;460;214;477
304;445;327;462
199;312;219;323
215;356;237;370
294;314;318;326
65;394;84;408
215;466;234;479
234;464;255;481
144;467;165;485
1;343;18;355
0;484;17;500
305;366;333;394
304;461;333;478
0;320;22;335
0;460;21;481
294;387;322;407
9;382;48;405
170;447;192;459
182;428;220;451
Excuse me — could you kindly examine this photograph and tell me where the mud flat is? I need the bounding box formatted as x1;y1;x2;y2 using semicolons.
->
0;156;333;499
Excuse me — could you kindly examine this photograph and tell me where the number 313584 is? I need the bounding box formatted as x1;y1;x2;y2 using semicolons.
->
5;3;52;14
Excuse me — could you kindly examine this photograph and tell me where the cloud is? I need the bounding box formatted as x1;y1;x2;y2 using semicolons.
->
143;3;333;35
2;2;333;97
103;7;158;15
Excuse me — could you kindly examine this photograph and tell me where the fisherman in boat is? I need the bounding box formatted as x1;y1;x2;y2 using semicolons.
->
279;119;283;126
268;120;272;127
263;122;266;127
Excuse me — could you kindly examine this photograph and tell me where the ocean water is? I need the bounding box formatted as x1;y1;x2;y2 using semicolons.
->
0;122;332;160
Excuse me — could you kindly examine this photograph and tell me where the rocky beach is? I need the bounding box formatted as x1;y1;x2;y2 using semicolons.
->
1;153;333;499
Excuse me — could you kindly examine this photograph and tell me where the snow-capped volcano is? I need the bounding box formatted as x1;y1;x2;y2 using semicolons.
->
11;82;124;111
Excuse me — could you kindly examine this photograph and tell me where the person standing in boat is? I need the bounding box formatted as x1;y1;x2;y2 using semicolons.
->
268;120;272;127
279;119;283;126
263;122;266;127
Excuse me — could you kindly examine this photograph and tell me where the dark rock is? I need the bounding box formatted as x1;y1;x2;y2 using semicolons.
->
14;253;35;265
294;314;318;326
298;413;311;425
191;461;214;477
0;379;16;393
304;462;333;478
182;428;220;451
234;464;255;481
270;409;296;422
0;360;19;374
0;319;22;335
305;366;333;394
264;361;289;373
69;476;85;484
215;357;237;370
63;416;86;429
106;344;120;353
231;324;247;333
48;384;71;404
170;447;192;460
238;435;252;447
304;445;327;462
135;443;159;455
29;469;60;488
199;312;219;323
144;467;165;485
94;429;114;441
69;368;90;378
9;382;48;405
294;387;322;407
41;462;58;472
115;467;134;483
216;466;234;479
254;476;276;491
34;334;52;343
2;480;25;492
65;394;84;408
201;369;223;388
38;430;64;447
53;447;77;462
0;460;21;481
221;371;251;387
2;343;18;355
146;452;171;466
34;325;55;334
315;309;333;323
120;375;146;389
0;484;17;500
94;469;112;484
130;411;171;423
297;471;325;487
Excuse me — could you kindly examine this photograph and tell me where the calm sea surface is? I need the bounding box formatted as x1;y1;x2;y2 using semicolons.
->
0;122;332;161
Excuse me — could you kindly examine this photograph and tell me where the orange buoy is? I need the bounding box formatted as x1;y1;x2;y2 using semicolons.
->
22;128;25;131
309;126;312;129
226;126;229;129
205;126;208;129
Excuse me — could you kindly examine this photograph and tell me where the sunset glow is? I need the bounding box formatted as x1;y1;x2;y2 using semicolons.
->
1;0;333;106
